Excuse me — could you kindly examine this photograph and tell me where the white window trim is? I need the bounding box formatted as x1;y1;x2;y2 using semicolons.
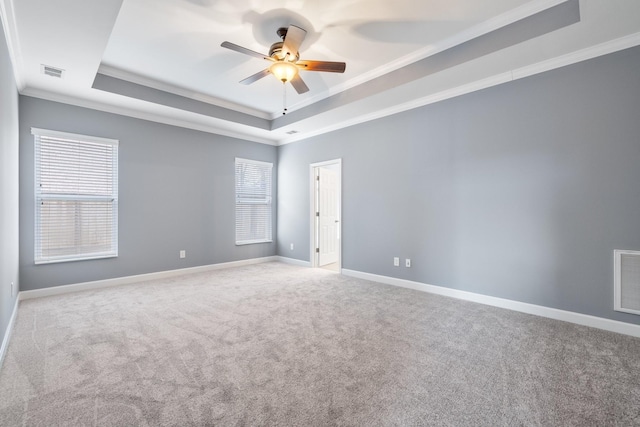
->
33;128;119;264
31;127;118;146
235;157;273;245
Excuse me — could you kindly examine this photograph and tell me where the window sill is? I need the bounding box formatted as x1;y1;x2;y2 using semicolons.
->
235;240;273;246
35;253;118;265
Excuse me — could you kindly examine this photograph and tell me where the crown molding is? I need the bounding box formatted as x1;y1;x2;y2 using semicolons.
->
511;31;640;81
278;72;513;145
20;87;278;146
274;0;572;120
98;64;273;120
278;32;640;145
18;30;640;148
0;0;25;91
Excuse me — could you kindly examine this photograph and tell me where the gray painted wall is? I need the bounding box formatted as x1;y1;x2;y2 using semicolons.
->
0;19;20;344
19;97;277;291
277;46;640;325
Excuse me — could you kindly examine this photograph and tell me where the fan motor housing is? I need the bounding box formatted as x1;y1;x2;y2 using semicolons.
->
269;41;299;62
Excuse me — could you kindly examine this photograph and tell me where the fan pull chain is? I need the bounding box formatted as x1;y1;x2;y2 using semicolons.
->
282;82;288;115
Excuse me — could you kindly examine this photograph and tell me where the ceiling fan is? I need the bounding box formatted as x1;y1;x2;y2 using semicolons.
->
221;25;346;95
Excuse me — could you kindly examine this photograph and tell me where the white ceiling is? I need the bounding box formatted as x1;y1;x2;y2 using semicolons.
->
1;0;640;145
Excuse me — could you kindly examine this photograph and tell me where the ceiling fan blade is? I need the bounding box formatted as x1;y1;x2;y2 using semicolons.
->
296;60;346;73
282;25;307;59
290;74;309;94
221;41;273;61
239;69;271;85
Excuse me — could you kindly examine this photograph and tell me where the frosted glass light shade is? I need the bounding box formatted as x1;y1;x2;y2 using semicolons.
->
269;61;298;82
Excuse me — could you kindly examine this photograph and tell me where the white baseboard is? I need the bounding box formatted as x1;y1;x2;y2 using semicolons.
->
0;297;19;369
19;256;279;300
276;256;312;267
341;269;640;339
16;258;639;339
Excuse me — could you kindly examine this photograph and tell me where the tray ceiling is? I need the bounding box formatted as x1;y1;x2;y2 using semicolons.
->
2;0;639;144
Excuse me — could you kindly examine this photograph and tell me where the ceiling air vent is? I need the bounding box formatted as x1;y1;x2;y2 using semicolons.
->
286;130;299;135
41;65;64;78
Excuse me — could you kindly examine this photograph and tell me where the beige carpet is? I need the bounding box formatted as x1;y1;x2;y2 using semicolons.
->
1;262;639;426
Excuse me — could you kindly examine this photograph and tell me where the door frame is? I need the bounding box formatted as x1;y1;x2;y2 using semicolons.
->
309;159;342;271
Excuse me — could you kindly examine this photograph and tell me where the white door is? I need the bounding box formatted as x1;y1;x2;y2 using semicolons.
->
318;167;339;266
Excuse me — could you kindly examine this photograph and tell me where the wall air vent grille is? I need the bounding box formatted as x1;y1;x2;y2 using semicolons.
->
41;65;64;78
614;250;640;315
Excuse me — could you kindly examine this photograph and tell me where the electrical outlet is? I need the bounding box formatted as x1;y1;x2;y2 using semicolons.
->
179;250;186;259
405;259;411;268
290;243;294;250
393;257;399;267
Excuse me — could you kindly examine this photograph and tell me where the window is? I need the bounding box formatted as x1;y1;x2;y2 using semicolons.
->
235;158;273;245
33;128;118;264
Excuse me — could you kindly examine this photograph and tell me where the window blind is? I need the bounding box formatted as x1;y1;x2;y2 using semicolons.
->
235;158;272;245
33;128;118;264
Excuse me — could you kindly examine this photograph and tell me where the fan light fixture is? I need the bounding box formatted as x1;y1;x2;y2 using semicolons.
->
221;25;346;114
221;25;346;94
269;61;298;83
